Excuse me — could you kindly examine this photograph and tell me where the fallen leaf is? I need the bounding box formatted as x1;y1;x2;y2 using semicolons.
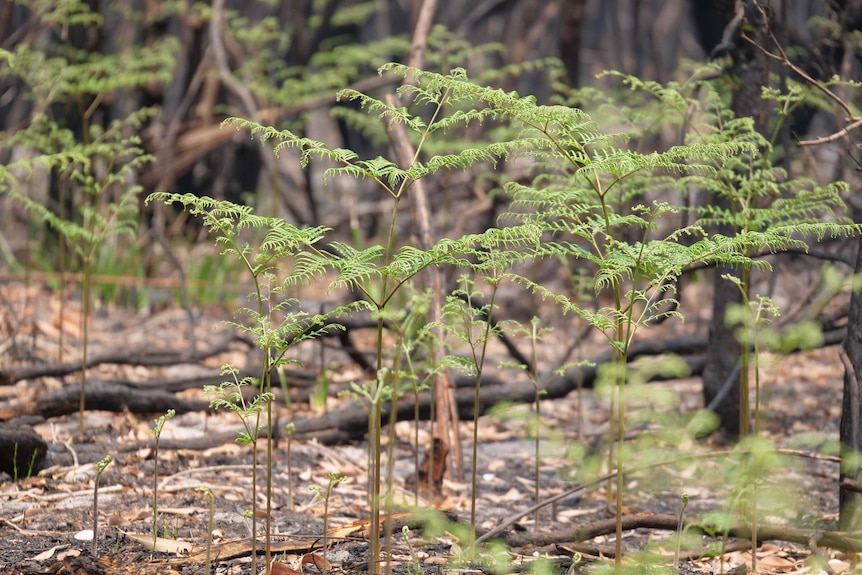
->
271;561;303;575
302;552;332;571
758;543;782;555
758;555;796;571
185;537;314;562
253;509;273;520
30;545;64;561
120;530;194;555
324;512;411;538
107;513;129;527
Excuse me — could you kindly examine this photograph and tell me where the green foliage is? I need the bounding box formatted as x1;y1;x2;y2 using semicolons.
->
91;454;112;558
151;410;175;552
147;188;368;574
1;112;147;257
11;6;855;566
210;1;410;113
310;472;348;575
164;61;860;574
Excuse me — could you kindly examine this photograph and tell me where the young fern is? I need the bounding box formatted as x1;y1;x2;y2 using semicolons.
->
372;62;861;570
4;113;148;438
146;191;361;575
219;64;564;572
161;62;860;575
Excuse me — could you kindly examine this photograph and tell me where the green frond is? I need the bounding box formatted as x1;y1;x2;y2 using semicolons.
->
439;355;479;376
260;221;329;256
337;89;428;133
322;242;386;292
325;156;406;189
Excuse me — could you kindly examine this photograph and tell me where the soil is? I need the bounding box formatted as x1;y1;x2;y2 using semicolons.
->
0;280;853;575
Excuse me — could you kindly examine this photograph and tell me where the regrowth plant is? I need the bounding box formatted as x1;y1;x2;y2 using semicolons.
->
155;60;858;575
146;192;361;575
194;486;216;575
151;409;175;553
92;455;112;558
0;0;173;437
309;471;347;575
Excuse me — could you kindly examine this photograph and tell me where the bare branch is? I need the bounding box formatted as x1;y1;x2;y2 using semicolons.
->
743;1;861;146
796;117;862;147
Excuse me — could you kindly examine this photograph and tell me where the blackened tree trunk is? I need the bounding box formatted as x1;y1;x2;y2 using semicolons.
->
702;263;743;436
840;236;862;530
700;0;770;438
836;0;862;533
558;0;587;86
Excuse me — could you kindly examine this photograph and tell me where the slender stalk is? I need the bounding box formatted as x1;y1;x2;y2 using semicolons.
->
265;358;273;573
460;277;501;556
530;318;540;535
195;487;215;575
367;314;387;575
317;472;345;575
614;346;626;574
92;455;112;558
151;410;175;553
78;254;91;439
673;493;689;569
740;265;751;438
384;317;409;575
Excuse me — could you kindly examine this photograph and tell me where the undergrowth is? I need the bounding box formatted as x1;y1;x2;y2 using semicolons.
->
147;62;858;575
2;4;859;574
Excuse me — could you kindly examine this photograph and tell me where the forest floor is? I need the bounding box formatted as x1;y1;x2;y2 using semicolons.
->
0;280;854;575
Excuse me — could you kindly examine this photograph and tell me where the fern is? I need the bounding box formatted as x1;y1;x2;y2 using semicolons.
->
150;59;862;575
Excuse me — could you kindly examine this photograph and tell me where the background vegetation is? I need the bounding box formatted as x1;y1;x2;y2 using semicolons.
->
2;1;862;574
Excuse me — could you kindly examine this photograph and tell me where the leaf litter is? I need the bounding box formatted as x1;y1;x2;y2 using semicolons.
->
0;280;857;574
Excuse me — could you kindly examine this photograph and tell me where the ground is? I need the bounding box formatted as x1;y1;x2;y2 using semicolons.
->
0;280;854;575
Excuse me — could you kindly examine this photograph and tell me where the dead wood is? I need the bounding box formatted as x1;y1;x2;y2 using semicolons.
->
281;323;843;443
0;332;241;385
1;379;208;420
119;326;845;451
280;346;709;443
0;421;47;477
501;512;862;554
8;324;843;449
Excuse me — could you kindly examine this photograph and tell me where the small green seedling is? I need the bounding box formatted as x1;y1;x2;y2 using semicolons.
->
151;409;175;552
401;525;421;575
285;423;295;511
309;472;347;575
92;455;113;557
195;486;215;575
674;492;689;569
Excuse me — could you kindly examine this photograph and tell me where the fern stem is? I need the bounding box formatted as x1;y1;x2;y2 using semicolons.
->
467;278;500;556
78;251;91;439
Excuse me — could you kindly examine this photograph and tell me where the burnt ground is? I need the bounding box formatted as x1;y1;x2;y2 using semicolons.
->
0;279;854;575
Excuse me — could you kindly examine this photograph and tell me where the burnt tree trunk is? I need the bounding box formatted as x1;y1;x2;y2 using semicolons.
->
558;0;587;86
700;0;770;437
840;236;862;530
837;0;862;533
702;262;743;436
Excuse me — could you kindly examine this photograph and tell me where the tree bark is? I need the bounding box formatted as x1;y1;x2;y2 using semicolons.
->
835;0;862;534
558;0;586;86
840;236;862;530
702;263;743;436
701;0;770;438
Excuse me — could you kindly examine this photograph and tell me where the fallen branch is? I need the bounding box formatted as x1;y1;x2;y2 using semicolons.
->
0;379;208;420
1;332;242;385
503;512;862;554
